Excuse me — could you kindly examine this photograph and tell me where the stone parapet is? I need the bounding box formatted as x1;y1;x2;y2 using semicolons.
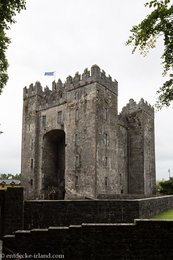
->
23;65;118;101
121;98;154;117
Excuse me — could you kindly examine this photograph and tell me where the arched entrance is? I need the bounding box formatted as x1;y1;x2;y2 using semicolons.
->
42;129;65;199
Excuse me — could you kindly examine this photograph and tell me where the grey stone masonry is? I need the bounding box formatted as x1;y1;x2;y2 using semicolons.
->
21;65;156;200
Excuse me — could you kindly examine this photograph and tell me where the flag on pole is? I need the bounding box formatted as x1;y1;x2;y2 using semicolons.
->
44;71;55;76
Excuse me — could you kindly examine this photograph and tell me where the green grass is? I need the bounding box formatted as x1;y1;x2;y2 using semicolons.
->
152;209;173;219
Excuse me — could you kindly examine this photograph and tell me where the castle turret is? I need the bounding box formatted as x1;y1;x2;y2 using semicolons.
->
21;82;43;199
120;98;156;195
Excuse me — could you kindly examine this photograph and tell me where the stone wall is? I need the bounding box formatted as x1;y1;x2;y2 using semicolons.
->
24;200;139;229
3;220;173;259
138;195;173;218
0;188;23;238
24;196;173;229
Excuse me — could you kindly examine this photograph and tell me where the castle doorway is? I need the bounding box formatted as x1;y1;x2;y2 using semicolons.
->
42;129;65;199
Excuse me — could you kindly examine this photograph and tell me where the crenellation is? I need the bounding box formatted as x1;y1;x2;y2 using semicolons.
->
101;70;106;79
138;98;154;116
23;82;43;99
91;64;101;78
52;81;56;91
121;98;154;117
108;75;112;81
66;75;73;84
23;87;28;98
73;72;81;86
82;68;90;81
57;79;63;89
28;83;34;95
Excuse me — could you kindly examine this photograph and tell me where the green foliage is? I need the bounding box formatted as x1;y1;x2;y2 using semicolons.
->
0;0;26;94
0;173;21;180
127;0;173;109
159;177;173;194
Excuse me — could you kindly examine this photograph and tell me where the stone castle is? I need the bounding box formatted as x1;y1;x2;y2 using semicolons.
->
21;65;156;200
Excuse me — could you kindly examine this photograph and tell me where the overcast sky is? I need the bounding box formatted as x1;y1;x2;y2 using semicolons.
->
0;0;172;180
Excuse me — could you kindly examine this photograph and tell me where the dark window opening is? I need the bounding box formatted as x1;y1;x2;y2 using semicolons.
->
75;108;79;121
75;175;79;187
42;115;46;128
57;111;63;124
105;177;108;187
75;92;79;100
31;139;34;150
120;174;122;185
104;108;108;120
104;133;108;146
31;159;34;169
104;156;108;167
75;132;80;143
76;154;80;167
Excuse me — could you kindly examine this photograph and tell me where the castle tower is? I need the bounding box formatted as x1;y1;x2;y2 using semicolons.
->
119;99;156;195
21;65;119;199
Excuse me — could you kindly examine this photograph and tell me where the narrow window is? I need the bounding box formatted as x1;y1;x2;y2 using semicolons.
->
31;139;34;150
104;133;108;146
42;115;46;128
105;177;108;187
120;174;122;185
75;91;79;100
76;154;80;167
104;108;108;120
75;132;79;143
104;156;108;167
30;179;33;186
75;175;79;187
57;111;63;123
31;159;34;169
75;108;79;121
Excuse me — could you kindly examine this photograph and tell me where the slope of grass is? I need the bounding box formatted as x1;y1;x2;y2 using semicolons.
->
152;209;173;219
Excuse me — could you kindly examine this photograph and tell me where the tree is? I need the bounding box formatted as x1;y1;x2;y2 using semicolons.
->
126;0;173;109
0;0;26;94
0;173;21;180
159;178;173;194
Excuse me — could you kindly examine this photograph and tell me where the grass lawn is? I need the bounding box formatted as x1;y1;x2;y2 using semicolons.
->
152;209;173;219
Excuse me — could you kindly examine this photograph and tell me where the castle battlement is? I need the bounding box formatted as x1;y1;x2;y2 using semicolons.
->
23;81;43;98
23;65;118;101
64;65;118;94
121;98;154;117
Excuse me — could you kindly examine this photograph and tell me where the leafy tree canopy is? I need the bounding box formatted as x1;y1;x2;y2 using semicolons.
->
127;0;173;109
0;0;26;94
0;173;21;180
159;177;173;194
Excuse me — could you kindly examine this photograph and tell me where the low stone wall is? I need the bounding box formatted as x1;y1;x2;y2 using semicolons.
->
24;195;173;229
138;195;173;218
0;188;23;238
3;220;173;259
97;194;150;199
24;200;139;229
